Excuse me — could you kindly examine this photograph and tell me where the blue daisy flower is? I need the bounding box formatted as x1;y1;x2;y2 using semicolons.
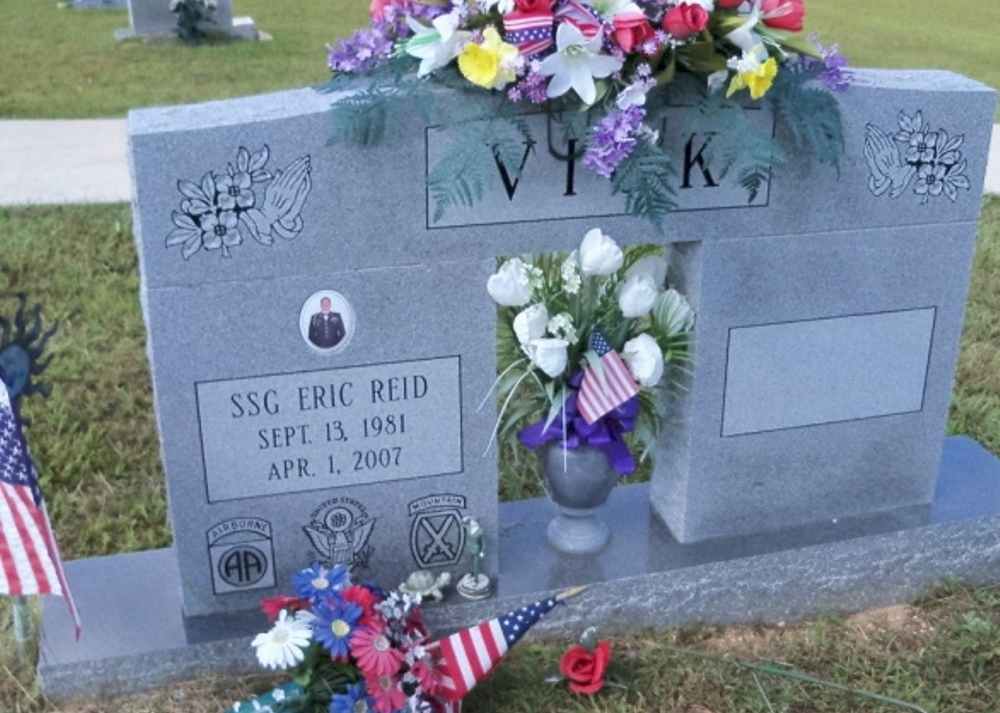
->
329;681;374;713
312;598;363;658
292;563;351;600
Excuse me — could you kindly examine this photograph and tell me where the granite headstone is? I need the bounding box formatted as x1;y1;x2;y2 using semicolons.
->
36;69;998;699
115;0;259;41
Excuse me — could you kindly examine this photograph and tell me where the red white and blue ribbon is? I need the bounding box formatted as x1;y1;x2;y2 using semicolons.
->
504;0;602;57
517;375;639;476
554;0;603;41
504;9;555;57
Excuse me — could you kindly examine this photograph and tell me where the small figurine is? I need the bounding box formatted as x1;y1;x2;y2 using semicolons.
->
398;570;451;603
456;516;491;600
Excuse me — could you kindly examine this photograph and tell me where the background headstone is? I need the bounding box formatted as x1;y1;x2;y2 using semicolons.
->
115;0;259;41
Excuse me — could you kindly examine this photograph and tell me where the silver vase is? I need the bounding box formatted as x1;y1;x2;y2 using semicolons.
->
540;443;619;555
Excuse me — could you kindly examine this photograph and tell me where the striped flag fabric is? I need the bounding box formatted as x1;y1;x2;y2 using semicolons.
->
553;0;602;41
0;371;80;639
503;10;554;57
577;328;639;425
435;596;560;701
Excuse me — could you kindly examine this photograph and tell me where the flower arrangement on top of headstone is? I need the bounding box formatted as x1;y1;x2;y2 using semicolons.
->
325;0;850;227
483;228;694;554
169;0;218;45
233;562;582;713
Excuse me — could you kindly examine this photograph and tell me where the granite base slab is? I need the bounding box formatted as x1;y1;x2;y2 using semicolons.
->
38;436;1000;702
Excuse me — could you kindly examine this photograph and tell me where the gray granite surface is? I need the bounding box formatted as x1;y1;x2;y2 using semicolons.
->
38;436;1000;701
126;70;996;629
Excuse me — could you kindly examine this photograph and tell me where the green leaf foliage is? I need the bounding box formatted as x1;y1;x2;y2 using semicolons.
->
765;63;846;171
610;138;678;231
325;61;431;148
688;95;789;204
427;119;506;223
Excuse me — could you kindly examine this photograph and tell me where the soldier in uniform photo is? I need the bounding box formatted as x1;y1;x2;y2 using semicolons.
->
307;296;346;349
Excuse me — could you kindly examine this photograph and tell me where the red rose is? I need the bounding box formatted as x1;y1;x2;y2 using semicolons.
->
761;0;805;31
559;641;612;694
613;14;656;54
513;0;553;12
715;0;744;8
661;3;709;40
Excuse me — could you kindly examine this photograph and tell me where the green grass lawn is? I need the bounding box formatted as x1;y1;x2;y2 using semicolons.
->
0;0;997;118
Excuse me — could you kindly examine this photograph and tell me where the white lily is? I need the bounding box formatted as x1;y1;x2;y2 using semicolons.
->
724;0;767;62
537;23;623;106
404;12;471;77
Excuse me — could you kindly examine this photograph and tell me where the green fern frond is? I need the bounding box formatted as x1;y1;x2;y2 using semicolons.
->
688;96;788;204
611;139;677;231
427;121;501;222
490;118;536;189
766;65;845;170
327;68;436;148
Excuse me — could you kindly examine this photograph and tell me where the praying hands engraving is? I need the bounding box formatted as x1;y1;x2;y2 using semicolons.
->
166;145;313;259
864;111;970;204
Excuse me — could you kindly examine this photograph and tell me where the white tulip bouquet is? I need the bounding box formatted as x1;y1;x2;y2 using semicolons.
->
485;228;694;476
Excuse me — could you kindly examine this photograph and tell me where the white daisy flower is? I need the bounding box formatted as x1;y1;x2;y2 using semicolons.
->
251;609;313;670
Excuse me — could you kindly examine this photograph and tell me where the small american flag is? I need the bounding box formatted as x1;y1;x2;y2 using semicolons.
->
435;596;560;701
577;329;639;425
0;373;80;638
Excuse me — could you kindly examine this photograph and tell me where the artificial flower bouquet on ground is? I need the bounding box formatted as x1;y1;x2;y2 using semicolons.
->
326;0;849;225
245;562;440;713
485;227;694;477
234;563;577;713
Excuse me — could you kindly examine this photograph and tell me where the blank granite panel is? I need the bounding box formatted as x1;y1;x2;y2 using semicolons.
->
722;308;936;436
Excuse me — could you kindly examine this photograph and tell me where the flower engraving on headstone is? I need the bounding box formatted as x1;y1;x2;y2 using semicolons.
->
864;110;970;203
166;145;312;259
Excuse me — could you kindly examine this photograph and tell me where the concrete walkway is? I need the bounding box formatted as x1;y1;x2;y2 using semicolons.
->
0;120;998;206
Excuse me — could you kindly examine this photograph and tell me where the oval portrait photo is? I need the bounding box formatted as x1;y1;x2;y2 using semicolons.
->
299;290;356;355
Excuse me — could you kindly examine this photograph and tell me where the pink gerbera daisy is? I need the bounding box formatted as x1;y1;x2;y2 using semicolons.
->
408;652;442;693
350;626;404;677
365;672;407;713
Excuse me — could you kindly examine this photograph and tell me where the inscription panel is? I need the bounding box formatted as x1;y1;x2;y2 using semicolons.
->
425;106;774;228
196;356;463;502
722;309;936;436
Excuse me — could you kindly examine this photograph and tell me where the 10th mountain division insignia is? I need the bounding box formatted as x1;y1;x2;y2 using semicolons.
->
408;494;467;569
